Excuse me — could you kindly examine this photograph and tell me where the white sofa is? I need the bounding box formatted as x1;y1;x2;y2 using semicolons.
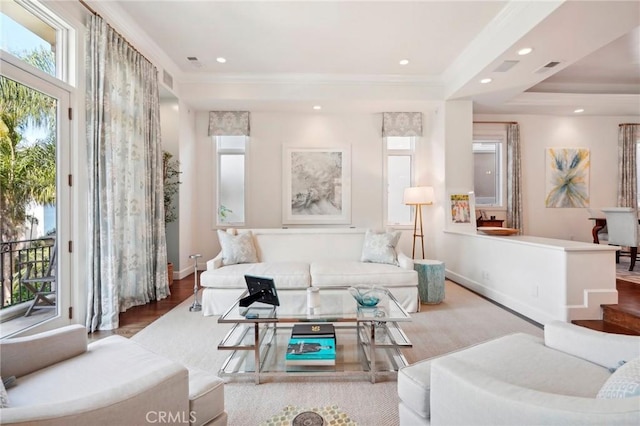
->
397;321;640;425
200;228;419;315
0;325;227;426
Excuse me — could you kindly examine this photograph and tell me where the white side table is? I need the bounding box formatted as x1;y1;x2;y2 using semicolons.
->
413;259;445;304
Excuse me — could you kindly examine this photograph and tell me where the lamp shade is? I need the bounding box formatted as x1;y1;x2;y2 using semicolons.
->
403;186;434;205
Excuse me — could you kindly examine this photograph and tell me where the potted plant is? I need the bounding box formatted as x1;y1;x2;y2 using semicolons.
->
163;151;181;285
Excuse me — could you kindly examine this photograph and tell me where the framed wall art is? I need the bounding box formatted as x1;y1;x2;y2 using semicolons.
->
545;148;590;208
282;146;351;225
447;190;476;229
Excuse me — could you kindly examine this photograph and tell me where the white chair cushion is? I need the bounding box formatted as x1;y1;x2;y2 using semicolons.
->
6;336;186;408
311;260;416;287
398;333;611;421
188;367;225;426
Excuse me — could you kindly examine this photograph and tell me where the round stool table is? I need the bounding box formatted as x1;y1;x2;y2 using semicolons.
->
413;259;445;304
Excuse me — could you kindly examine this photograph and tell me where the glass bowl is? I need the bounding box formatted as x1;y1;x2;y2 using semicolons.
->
349;286;385;307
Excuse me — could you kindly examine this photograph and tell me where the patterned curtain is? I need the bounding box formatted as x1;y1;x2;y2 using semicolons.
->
382;112;423;137
618;124;639;208
86;15;169;331
506;123;523;233
208;111;250;136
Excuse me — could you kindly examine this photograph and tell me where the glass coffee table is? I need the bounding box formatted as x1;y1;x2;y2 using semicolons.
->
217;288;412;384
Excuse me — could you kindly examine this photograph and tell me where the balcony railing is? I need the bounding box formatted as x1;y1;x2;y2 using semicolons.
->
1;237;56;309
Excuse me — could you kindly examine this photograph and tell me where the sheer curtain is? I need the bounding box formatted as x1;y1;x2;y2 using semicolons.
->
86;15;169;331
506;123;523;233
618;124;639;208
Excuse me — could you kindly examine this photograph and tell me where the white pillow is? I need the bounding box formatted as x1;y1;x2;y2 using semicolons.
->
217;230;258;265
0;377;8;408
597;356;640;399
361;229;401;265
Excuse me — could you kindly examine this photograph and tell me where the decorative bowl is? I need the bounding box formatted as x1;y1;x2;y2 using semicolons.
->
349;286;385;307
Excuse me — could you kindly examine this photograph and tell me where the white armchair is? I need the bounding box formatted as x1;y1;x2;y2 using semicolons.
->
0;325;227;426
601;207;640;270
398;321;640;425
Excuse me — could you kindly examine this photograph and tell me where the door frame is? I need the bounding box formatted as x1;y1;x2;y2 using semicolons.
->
1;55;73;336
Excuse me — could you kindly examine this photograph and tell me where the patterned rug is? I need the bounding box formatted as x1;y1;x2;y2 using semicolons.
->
261;405;356;426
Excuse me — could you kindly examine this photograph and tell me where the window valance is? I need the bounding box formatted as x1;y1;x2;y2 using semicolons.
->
382;112;422;137
208;111;251;136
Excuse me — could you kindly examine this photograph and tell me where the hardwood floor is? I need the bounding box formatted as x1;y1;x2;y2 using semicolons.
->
89;273;197;341
89;272;640;341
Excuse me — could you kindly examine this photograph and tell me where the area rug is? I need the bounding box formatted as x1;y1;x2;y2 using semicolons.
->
131;281;542;425
261;405;356;426
616;257;640;285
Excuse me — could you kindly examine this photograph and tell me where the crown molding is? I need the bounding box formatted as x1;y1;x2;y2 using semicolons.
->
179;72;442;86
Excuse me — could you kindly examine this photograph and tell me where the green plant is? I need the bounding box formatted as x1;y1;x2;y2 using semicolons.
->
163;151;181;224
218;205;233;222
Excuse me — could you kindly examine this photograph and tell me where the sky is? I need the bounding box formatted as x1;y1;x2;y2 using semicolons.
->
1;12;54;143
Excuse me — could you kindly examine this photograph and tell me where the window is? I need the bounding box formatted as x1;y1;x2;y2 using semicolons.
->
0;0;73;83
385;136;415;225
0;0;74;336
473;135;506;208
216;136;246;226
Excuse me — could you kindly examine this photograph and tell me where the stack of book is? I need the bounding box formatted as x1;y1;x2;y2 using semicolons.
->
285;323;336;366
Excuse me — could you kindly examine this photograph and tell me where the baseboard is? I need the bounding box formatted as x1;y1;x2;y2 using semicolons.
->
445;270;548;327
174;265;203;280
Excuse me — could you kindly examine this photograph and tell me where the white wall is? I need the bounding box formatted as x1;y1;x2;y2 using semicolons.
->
160;100;179;267
191;109;438;262
177;103;197;277
475;114;639;242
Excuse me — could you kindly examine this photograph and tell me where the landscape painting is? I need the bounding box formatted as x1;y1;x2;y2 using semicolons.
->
282;146;351;224
545;148;590;208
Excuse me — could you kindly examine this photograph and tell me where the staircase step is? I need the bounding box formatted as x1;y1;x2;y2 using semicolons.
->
571;320;640;336
602;304;640;334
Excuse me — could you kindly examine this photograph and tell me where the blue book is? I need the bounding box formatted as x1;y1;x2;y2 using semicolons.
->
285;337;336;365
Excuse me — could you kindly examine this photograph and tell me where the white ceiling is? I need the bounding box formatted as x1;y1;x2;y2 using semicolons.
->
96;0;640;116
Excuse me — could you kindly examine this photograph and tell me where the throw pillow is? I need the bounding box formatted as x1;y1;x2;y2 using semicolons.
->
0;377;8;408
217;230;258;265
361;229;401;266
597;356;640;399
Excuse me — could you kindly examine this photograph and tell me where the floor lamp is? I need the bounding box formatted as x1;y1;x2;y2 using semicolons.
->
188;253;202;312
404;186;435;259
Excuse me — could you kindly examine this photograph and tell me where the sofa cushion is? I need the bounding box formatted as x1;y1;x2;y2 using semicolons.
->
201;262;310;289
360;229;401;265
217;230;258;265
597;356;640;399
311;260;416;287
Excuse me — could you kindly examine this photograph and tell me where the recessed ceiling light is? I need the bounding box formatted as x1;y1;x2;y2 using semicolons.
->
517;47;533;56
480;78;492;84
399;59;409;65
574;108;584;113
216;57;227;63
313;105;322;110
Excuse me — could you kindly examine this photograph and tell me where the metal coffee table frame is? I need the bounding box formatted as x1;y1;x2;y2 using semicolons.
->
217;288;412;384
